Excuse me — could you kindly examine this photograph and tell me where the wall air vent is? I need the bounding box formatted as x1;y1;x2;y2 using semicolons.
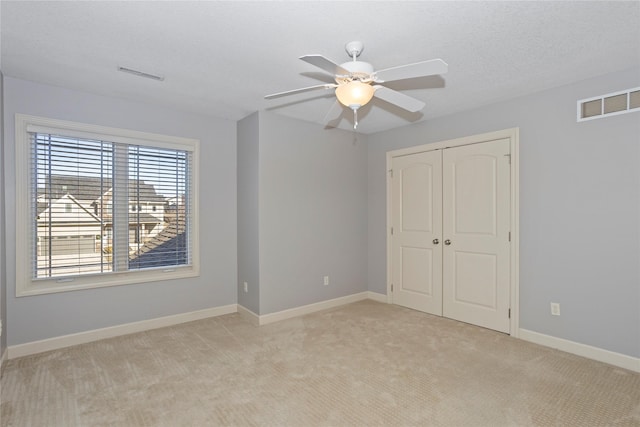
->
577;87;640;122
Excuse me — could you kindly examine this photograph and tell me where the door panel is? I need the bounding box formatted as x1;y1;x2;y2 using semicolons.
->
401;247;433;294
453;155;498;235
392;150;442;315
442;139;511;333
401;164;434;232
453;251;497;308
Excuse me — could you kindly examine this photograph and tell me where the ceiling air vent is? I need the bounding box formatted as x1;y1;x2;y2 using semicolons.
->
577;87;640;122
117;66;164;81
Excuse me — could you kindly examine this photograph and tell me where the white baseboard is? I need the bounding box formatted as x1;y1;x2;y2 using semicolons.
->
238;292;386;326
259;292;372;325
519;328;640;373
367;291;388;303
8;304;237;359
6;293;388;359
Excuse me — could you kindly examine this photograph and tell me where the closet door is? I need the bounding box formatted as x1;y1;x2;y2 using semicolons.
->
442;139;511;333
391;150;443;315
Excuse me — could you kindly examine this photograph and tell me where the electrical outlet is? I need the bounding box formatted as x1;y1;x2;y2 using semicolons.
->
243;282;248;293
323;276;329;286
550;302;561;316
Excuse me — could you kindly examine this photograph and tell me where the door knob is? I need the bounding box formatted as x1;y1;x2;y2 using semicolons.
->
433;239;439;245
444;239;451;245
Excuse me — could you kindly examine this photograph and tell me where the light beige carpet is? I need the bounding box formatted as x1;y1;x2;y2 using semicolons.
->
1;300;639;426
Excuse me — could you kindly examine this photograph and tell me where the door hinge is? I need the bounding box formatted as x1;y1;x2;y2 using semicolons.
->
504;153;511;164
391;227;394;236
508;308;511;319
388;169;393;178
391;284;394;292
508;231;511;242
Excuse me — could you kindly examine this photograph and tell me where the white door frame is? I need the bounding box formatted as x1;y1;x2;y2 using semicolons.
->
386;128;520;337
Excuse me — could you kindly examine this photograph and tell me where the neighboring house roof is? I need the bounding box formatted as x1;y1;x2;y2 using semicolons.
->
129;213;162;224
37;201;49;216
38;175;166;203
129;218;186;268
104;213;161;225
37;193;102;223
37;197;161;225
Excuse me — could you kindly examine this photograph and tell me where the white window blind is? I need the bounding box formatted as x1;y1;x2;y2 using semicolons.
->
32;133;192;278
16;114;199;296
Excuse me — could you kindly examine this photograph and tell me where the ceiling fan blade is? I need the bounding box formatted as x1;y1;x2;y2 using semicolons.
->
375;59;448;83
373;86;426;112
322;100;344;125
300;55;350;76
265;84;336;99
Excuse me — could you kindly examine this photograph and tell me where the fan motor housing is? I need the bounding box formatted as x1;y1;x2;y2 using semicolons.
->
335;61;375;84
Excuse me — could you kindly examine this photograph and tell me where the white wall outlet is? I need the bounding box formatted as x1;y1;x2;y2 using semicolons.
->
243;282;248;293
323;276;329;286
550;302;561;316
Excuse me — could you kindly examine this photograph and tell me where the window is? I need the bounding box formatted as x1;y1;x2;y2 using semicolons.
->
15;114;200;296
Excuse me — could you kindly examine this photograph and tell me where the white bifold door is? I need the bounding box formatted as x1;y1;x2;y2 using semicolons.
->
391;139;511;333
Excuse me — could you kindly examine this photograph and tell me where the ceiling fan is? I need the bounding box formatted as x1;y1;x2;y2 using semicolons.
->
265;41;448;129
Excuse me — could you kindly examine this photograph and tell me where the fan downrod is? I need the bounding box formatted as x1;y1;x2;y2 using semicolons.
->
345;41;364;60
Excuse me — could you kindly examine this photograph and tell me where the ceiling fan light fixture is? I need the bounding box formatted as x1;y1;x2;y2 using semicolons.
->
335;81;374;110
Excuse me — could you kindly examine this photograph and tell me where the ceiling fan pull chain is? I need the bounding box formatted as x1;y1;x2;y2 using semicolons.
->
353;108;358;129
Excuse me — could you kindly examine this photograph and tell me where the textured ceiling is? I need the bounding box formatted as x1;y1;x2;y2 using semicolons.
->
1;1;639;134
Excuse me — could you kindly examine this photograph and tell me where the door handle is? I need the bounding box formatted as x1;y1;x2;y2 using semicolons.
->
444;239;451;245
433;239;439;245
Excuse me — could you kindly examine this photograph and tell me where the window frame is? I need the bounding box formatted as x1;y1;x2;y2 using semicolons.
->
15;114;200;297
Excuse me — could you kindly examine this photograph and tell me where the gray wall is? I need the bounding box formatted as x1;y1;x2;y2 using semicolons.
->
237;112;260;314
3;77;237;346
257;112;368;315
367;68;640;358
0;71;6;355
4;68;637;361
